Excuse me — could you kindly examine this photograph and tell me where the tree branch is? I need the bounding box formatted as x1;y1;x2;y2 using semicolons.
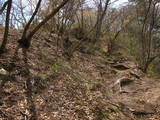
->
22;0;42;39
0;0;9;15
27;0;69;40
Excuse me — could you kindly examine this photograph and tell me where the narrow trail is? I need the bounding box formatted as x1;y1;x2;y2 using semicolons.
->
0;31;160;120
107;58;160;120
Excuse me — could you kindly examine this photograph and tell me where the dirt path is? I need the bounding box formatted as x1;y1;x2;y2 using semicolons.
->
107;59;160;120
0;32;160;120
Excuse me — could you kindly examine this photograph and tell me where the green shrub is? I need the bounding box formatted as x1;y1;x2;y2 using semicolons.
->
52;58;62;72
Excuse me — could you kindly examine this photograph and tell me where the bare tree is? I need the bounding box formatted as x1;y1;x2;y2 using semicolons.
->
0;0;9;15
0;0;12;53
137;0;160;73
93;0;110;42
15;0;70;63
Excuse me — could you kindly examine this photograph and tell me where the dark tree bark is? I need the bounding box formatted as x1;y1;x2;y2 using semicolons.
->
0;0;9;15
18;0;42;49
0;0;12;53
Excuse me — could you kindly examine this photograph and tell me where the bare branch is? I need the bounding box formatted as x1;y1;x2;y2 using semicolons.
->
0;0;9;15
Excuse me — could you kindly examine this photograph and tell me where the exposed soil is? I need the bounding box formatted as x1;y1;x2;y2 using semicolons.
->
0;30;160;120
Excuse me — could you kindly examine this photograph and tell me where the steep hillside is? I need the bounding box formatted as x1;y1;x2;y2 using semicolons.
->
0;32;160;120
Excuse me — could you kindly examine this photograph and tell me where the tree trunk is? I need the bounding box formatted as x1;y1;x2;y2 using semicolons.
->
18;0;69;49
0;0;9;15
94;0;110;43
17;0;42;49
141;56;157;73
0;0;12;53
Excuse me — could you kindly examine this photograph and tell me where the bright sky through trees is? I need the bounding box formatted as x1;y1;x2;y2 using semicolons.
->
86;0;128;8
113;0;128;7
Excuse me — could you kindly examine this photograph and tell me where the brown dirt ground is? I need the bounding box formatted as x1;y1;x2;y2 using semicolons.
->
0;30;160;120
